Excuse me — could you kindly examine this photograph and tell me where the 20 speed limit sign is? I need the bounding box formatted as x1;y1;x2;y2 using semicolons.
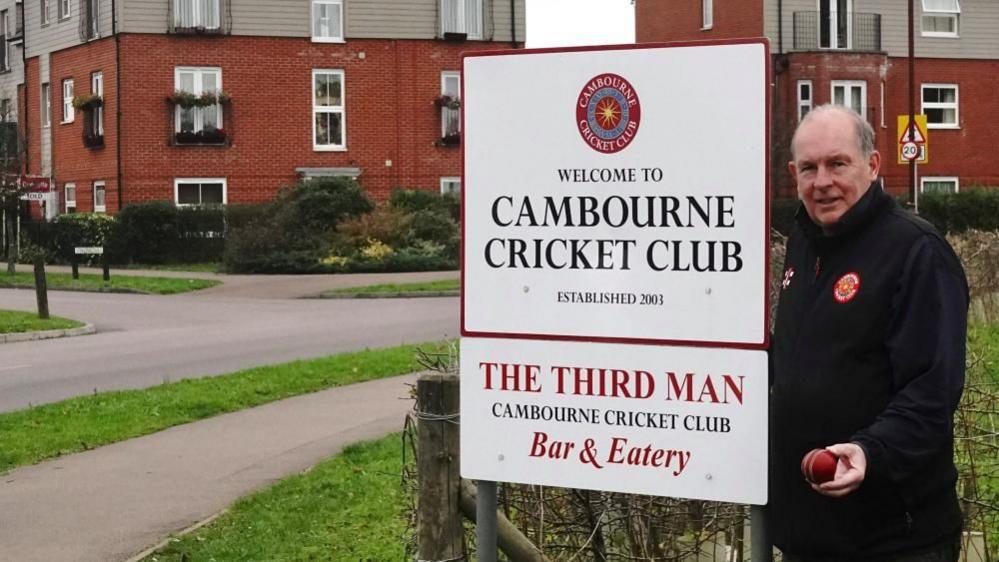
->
901;141;921;161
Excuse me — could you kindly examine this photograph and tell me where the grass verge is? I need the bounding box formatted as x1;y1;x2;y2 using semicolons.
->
0;342;440;473
0;309;84;334
324;278;459;297
145;433;406;561
0;271;219;294
969;323;999;384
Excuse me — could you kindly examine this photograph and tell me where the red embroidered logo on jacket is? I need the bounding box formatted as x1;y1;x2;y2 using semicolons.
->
833;272;861;303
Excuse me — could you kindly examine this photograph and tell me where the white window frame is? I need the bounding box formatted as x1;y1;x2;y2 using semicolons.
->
174;66;222;134
818;0;853;49
61;78;74;123
441;70;460;138
920;176;959;194
921;0;959;38
921;83;959;129
174;0;220;30
440;176;460;195
174;177;227;206
0;10;9;72
64;182;76;213
312;69;346;151
702;0;712;29
93;181;106;213
441;0;482;40
831;80;866;119
797;79;812;122
91;71;103;136
311;0;344;43
40;0;50;25
40;82;50;128
57;0;69;20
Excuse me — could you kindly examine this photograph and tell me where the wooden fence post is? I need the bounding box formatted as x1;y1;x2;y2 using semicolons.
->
33;255;49;319
417;373;464;561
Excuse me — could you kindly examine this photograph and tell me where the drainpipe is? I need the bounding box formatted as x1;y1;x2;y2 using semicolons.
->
777;0;783;54
509;0;516;47
112;0;122;211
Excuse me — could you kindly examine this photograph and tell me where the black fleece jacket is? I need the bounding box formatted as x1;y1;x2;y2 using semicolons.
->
769;184;968;560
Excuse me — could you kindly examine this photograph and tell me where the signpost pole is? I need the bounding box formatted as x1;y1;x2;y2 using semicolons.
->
751;505;772;562
476;480;498;562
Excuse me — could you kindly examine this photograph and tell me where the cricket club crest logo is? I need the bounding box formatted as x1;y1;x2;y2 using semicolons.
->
576;73;641;154
833;272;861;303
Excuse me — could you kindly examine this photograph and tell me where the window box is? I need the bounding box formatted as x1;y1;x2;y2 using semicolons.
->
72;93;103;111
437;132;461;147
173;127;227;146
166;89;230;109
434;94;461;110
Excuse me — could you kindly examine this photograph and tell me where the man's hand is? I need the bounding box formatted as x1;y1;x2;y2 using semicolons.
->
812;443;867;497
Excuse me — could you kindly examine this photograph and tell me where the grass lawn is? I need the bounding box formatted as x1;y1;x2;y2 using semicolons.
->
324;278;459;297
969;323;999;383
0;309;83;334
0;342;442;473
145;433;406;561
0;271;219;295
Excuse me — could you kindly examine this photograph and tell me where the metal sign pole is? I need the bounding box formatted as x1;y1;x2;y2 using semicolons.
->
476;480;498;562
751;505;772;562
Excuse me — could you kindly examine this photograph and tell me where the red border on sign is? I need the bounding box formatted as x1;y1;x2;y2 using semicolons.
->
459;38;772;350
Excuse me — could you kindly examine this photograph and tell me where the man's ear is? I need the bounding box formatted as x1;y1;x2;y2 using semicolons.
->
868;150;881;180
788;161;798;182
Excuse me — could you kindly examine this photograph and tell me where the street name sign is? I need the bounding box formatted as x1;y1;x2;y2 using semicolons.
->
74;247;104;255
461;41;769;348
460;40;771;504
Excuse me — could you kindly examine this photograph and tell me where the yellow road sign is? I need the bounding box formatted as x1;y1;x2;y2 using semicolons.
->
897;115;928;164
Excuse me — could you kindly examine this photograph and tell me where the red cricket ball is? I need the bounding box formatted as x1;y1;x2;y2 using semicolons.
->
801;448;838;484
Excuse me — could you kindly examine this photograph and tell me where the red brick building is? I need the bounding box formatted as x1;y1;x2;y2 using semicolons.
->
3;0;524;216
636;0;999;199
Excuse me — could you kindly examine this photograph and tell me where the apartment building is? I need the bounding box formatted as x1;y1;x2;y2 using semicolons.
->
5;0;524;216
636;0;999;199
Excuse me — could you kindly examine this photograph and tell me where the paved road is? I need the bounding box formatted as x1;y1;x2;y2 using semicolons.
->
0;270;459;412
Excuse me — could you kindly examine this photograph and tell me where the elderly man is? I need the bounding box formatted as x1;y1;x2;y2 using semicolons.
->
770;104;968;561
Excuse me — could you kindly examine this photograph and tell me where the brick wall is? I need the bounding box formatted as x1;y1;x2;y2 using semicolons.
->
50;37;119;213
774;53;999;198
115;34;506;207
636;0;763;43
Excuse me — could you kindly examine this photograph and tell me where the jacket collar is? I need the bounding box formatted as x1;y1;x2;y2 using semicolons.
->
794;180;892;244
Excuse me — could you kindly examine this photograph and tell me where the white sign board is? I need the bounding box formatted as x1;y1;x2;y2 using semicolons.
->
461;40;770;347
74;247;104;255
460;338;768;504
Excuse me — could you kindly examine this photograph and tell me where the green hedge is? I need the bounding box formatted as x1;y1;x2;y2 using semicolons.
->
918;188;999;233
113;202;225;264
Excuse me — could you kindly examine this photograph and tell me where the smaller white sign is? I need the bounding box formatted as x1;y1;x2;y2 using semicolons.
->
461;337;768;504
74;247;104;255
20;192;46;201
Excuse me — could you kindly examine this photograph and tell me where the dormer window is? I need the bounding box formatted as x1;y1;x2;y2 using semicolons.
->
441;0;482;39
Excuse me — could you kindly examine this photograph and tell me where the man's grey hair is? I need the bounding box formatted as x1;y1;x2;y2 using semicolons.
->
790;104;875;159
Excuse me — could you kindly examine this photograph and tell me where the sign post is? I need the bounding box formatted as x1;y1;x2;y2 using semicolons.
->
462;39;771;558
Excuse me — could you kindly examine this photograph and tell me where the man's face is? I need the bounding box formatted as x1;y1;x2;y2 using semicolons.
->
788;112;881;229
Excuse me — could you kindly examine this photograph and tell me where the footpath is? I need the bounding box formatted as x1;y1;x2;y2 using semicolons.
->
0;373;419;562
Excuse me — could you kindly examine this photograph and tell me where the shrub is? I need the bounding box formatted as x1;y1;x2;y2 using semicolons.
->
111;201;225;264
771;198;799;236
919;188;999;233
30;213;117;264
223;178;371;273
334;206;413;253
389;188;460;221
408;208;459;260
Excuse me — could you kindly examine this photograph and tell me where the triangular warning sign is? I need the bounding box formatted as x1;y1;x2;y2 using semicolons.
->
899;120;926;143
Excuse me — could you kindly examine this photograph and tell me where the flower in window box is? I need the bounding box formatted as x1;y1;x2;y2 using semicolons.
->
167;90;200;109
434;95;461;110
71;93;103;110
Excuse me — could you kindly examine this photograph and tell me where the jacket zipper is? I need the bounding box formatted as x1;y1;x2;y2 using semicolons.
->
813;256;822;282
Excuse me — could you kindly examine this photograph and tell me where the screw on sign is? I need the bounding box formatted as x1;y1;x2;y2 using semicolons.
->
901;141;921;161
